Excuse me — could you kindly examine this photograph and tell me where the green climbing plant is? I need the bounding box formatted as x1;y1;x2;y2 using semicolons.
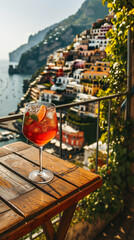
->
73;0;134;224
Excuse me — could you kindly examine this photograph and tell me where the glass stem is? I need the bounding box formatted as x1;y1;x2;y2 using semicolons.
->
39;147;43;172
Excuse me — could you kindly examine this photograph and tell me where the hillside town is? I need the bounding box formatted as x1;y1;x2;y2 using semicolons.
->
17;13;114;164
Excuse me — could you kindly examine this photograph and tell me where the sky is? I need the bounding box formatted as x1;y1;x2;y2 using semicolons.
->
0;0;85;60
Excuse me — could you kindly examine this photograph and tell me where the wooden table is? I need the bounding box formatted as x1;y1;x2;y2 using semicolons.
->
0;141;102;240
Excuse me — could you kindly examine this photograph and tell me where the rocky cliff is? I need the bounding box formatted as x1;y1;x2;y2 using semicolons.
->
9;23;58;63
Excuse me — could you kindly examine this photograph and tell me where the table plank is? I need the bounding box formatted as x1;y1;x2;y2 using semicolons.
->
0;165;34;201
3;141;31;153
0;147;12;157
0;200;23;235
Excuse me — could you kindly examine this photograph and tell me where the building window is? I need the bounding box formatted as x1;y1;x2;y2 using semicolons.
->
80;106;84;111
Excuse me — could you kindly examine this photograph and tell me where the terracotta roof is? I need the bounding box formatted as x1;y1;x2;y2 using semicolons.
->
43;90;55;94
82;71;109;75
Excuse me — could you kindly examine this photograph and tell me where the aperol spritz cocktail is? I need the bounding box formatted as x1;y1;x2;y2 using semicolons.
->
22;102;58;183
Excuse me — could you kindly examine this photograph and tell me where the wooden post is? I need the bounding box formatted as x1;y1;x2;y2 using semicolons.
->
126;29;134;212
129;31;134;160
129;30;134;142
131;46;134;109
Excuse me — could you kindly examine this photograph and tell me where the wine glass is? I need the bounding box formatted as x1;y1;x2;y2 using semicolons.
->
22;101;58;183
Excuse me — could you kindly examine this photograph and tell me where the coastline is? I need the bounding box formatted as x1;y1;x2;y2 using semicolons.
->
0;59;31;117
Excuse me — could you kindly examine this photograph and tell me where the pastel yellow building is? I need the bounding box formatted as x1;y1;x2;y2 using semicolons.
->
56;57;65;67
81;62;109;96
85;61;110;72
84;82;101;96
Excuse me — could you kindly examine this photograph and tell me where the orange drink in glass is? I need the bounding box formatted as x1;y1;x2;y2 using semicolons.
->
22;102;58;183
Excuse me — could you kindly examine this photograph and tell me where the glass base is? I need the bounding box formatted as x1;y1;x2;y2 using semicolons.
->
29;169;54;183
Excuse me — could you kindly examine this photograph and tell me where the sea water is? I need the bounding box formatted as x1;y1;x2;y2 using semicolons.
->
0;59;31;146
0;59;31;117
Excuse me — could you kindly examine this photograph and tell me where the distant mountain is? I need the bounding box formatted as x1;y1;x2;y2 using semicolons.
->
10;0;108;74
59;0;108;26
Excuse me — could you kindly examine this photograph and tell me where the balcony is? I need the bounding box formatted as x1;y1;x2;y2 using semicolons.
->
0;87;133;239
0;37;134;240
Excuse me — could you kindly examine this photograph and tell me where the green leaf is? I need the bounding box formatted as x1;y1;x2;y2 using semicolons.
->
31;114;38;121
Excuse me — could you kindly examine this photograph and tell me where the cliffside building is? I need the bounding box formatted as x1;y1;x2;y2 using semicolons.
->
56;123;84;150
70;93;98;118
51;76;74;91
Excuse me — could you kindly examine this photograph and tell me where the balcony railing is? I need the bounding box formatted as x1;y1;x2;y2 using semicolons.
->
0;91;128;173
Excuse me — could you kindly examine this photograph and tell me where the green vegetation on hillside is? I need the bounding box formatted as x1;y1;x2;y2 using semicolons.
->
66;110;97;145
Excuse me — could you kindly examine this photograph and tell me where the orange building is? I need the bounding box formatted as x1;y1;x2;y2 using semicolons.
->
56;123;84;149
45;66;64;78
81;70;109;80
90;50;106;63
